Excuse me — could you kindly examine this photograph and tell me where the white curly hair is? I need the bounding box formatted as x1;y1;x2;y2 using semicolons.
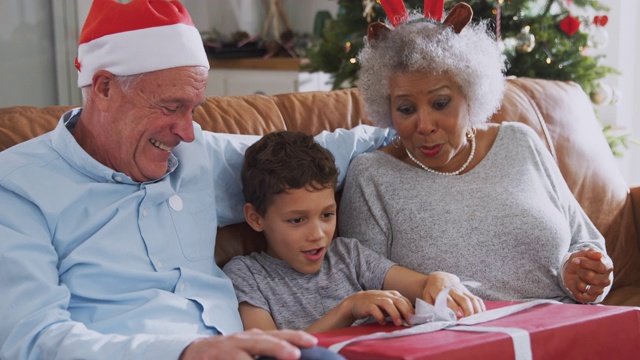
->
357;13;506;128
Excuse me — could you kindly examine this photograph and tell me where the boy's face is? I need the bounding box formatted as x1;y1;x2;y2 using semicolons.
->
247;185;337;274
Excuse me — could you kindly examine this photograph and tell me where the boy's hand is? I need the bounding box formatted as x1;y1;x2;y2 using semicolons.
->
422;272;485;318
346;290;414;326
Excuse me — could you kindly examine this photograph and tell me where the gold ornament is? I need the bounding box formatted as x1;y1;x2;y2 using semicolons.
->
590;82;613;105
515;26;536;53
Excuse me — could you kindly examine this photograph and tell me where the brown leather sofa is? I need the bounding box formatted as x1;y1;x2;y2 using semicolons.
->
1;77;639;306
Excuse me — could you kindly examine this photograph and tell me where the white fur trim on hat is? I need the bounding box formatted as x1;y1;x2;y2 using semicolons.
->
77;23;209;87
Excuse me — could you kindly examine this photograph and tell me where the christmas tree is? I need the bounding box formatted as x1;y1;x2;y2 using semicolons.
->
305;0;622;151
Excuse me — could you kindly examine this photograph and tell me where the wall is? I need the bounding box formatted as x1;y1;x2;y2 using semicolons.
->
0;0;56;107
595;0;640;186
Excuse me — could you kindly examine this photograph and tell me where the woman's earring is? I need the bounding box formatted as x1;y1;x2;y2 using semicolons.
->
392;134;402;148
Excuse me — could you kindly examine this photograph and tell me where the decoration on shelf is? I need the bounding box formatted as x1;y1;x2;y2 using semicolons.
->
202;29;267;60
262;0;296;59
559;14;580;36
262;0;292;42
515;26;535;53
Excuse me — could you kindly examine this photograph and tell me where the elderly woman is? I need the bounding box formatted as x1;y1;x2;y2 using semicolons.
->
339;2;613;304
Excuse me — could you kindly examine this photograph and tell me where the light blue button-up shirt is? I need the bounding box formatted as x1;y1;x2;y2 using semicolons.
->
0;108;393;360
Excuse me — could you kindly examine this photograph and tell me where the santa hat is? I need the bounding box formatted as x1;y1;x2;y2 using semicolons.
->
75;0;209;88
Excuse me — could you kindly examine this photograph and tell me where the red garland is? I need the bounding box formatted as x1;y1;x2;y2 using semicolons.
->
559;14;581;36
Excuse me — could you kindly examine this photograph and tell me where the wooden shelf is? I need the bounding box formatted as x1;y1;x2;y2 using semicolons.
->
208;57;309;71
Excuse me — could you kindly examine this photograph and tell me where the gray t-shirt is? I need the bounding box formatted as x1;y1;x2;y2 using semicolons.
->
339;122;606;303
222;237;396;330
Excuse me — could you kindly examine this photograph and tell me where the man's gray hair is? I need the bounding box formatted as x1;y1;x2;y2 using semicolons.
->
80;73;147;105
357;13;506;128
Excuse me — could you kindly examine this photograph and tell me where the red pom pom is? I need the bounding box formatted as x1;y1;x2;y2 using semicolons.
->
559;14;581;36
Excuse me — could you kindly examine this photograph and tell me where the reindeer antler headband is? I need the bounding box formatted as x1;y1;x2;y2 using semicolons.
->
368;0;473;41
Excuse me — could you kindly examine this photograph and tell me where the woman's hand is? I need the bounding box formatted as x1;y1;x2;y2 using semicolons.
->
346;290;414;327
422;271;485;318
563;248;613;303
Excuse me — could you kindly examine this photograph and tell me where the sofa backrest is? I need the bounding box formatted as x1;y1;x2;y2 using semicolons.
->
1;77;639;295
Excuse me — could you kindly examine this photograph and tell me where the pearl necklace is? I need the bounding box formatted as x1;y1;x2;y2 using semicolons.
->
405;129;476;176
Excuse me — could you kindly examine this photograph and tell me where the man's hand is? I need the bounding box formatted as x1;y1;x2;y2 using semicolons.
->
422;271;485;318
563;248;613;303
180;328;318;360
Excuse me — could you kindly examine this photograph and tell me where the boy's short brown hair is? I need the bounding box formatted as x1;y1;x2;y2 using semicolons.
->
241;131;339;216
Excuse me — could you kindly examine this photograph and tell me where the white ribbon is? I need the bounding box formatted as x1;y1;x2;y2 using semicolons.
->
328;287;559;360
448;326;532;360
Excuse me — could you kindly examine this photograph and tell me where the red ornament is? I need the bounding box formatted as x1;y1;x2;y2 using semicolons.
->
559;14;581;36
593;15;609;27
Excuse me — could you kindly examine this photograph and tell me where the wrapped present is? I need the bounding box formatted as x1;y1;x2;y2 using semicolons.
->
316;301;640;359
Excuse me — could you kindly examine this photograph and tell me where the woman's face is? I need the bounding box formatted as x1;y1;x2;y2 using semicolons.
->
389;71;471;173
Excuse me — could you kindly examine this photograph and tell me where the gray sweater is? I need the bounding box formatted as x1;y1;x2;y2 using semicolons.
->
223;237;395;330
339;122;606;302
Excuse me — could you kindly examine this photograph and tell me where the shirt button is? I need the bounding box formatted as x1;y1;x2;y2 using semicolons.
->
169;195;183;211
179;283;186;292
114;176;122;182
142;208;148;217
156;261;163;270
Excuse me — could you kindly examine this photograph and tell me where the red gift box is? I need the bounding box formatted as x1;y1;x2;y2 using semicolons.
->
315;301;640;359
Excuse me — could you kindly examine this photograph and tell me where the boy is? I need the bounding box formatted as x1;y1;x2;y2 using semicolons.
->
223;131;484;333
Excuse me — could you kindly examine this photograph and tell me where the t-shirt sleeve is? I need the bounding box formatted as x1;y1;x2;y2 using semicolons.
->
337;237;396;291
222;256;270;312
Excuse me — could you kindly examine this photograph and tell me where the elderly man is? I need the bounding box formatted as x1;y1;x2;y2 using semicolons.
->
0;1;392;359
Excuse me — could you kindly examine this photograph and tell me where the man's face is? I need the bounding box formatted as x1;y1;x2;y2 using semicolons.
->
96;66;208;182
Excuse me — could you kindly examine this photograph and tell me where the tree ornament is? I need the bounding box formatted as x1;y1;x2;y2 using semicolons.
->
588;26;609;49
362;0;376;22
559;14;581;36
515;26;535;53
587;15;609;49
593;15;608;27
590;82;613;105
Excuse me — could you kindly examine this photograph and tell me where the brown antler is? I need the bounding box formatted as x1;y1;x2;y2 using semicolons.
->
367;22;392;42
442;2;473;34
